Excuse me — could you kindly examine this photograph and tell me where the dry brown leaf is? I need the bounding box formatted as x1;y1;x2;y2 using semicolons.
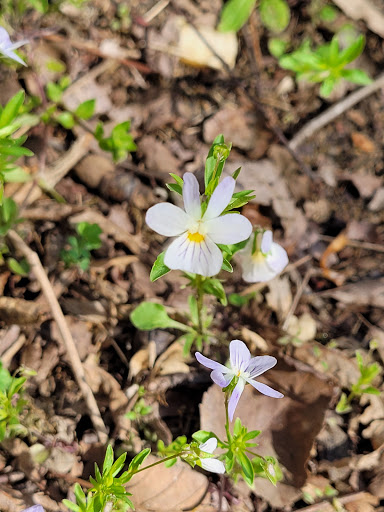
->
332;0;384;38
0;297;42;325
200;362;333;508
139;136;180;175
203;107;267;152
344;492;379;512
153;341;190;376
286;313;317;343
368;187;384;212
176;19;238;70
127;454;208;511
351;132;376;153
266;275;292;320
319;277;384;309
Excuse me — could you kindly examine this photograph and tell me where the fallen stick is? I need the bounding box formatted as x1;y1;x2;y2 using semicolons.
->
289;73;384;150
7;229;108;444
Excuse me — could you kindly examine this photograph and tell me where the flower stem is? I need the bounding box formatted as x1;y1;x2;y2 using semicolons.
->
132;453;184;475
195;274;205;337
224;394;231;444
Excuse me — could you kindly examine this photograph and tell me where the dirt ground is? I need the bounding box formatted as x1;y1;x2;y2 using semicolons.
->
1;0;384;511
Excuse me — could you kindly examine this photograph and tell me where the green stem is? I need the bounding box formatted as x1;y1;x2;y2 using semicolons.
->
132;453;184;475
224;394;231;444
195;274;204;337
245;449;267;462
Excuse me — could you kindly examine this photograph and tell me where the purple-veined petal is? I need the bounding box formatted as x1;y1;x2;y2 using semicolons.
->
204;214;252;244
261;230;273;253
165;233;223;276
195;352;229;373
146;203;189;237
21;507;45;512
266;243;288;274
228;378;245;421
230;339;250;372
211;369;233;388
183;173;201;220
246;355;277;378
2;48;26;66
203;176;236;221
246;378;284;398
200;457;226;474
199;437;217;454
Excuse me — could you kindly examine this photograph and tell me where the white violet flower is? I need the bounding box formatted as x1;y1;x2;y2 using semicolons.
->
146;172;252;277
238;229;288;283
197;437;225;474
21;507;45;512
196;339;283;421
0;27;28;66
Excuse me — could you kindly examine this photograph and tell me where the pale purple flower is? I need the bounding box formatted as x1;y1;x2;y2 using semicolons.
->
196;339;283;421
0;27;28;66
146;172;252;277
21;507;45;512
198;437;225;474
238;229;288;283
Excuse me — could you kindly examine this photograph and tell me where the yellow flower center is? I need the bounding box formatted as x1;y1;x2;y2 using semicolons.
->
188;232;205;243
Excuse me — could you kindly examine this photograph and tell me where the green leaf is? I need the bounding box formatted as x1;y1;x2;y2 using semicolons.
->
62;499;82;512
57;112;75;129
7;257;29;276
221;258;233;273
181;332;197;356
75;99;96;120
268;38;288;58
259;0;290;33
150;251;171;281
3;167;31;183
341;68;372;85
0;90;24;129
46;82;63;102
202;278;227;306
103;445;114;473
218;0;257;32
76;222;102;249
339;35;365;65
192;430;217;444
320;76;337;97
130;302;189;331
166;183;182;195
362;386;381;395
237;451;254;485
128;448;151;473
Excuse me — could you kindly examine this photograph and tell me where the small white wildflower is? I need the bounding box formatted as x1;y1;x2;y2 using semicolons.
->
0;27;28;66
198;437;225;474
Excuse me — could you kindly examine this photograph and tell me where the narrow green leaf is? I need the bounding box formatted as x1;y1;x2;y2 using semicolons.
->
0;90;24;129
75;99;96;120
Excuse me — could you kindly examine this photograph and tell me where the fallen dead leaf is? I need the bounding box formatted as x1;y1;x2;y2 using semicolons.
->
127;454;208;511
153;340;190;376
319;277;384;309
286;313;317;343
266;275;292;321
0;297;42;325
351;132;376;153
200;361;333;508
332;0;384;38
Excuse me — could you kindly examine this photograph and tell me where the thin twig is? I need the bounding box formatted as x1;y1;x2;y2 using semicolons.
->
319;234;384;253
143;0;170;23
6;230;108;443
282;268;314;331
42;34;151;74
289;73;384;150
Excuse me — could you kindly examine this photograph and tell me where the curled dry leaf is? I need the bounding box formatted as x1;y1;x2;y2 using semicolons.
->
127;454;208;511
0;297;42;325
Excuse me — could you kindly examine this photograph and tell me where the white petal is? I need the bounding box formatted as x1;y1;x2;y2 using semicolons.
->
267;243;289;274
204;214;252;244
183;173;201;220
261;230;273;253
211;369;233;387
0;27;11;46
164;233;223;277
203;177;235;221
200;457;226;474
3;49;26;66
199;437;217;454
195;352;229;373
21;507;45;512
246;356;277;378
230;339;250;372
239;250;279;283
228;378;245;421
246;378;284;398
146;203;189;236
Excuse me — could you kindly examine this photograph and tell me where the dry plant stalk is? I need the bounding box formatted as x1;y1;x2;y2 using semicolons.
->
7;229;108;443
